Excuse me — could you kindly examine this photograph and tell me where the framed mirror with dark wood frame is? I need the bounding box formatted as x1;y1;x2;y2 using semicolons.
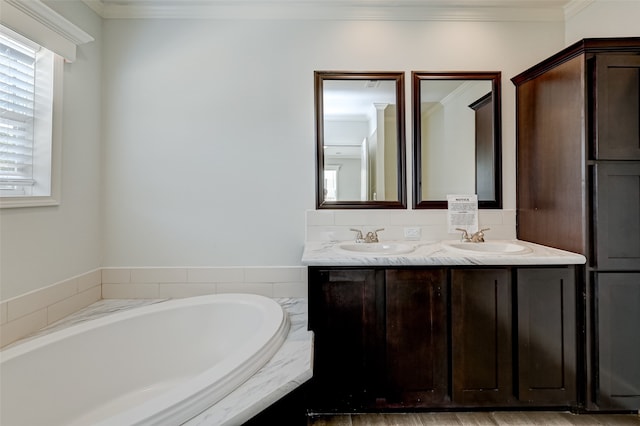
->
412;71;502;209
315;71;406;209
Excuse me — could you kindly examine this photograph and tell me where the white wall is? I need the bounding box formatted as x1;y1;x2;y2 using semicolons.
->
5;0;637;302
566;0;640;45
0;1;102;300
101;18;565;267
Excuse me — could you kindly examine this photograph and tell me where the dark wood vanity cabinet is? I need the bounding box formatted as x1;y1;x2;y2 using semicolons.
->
593;54;640;160
307;267;449;411
384;269;448;407
516;268;577;405
307;265;578;412
594;162;640;270
306;268;380;409
512;38;640;411
451;269;513;405
596;273;640;410
450;268;577;407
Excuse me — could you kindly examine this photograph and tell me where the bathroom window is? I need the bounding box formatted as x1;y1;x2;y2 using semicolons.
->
0;26;62;208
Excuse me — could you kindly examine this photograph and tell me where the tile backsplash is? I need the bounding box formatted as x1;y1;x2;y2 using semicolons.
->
101;266;307;299
305;209;517;242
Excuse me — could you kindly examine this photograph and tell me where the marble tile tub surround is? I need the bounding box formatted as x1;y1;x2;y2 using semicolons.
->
305;209;517;242
1;266;307;348
4;297;313;426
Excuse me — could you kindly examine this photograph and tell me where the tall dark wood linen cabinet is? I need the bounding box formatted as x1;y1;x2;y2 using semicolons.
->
512;38;640;411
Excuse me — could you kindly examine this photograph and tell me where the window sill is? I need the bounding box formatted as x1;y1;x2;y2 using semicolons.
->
0;195;60;209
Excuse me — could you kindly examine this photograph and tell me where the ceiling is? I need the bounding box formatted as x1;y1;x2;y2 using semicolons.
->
82;0;591;21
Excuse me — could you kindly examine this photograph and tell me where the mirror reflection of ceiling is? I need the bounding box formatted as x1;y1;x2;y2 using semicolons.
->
323;79;396;153
323;80;396;120
84;1;577;20
419;80;467;110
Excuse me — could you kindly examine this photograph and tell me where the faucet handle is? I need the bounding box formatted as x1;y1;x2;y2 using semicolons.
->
364;228;384;243
374;228;384;240
350;228;364;242
471;228;490;242
456;228;471;242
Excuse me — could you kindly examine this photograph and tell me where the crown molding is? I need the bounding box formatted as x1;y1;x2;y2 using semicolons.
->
5;0;94;45
81;0;569;21
81;0;107;18
564;0;595;20
1;0;93;61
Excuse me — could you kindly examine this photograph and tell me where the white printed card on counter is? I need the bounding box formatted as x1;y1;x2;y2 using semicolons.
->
447;194;478;234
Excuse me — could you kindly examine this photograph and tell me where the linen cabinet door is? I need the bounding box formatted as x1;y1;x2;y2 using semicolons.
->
596;273;640;410
594;162;640;270
307;268;381;410
517;268;577;405
593;54;640;160
451;269;512;405
384;269;448;407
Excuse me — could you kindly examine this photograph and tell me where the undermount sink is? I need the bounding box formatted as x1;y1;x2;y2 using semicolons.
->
336;242;416;255
444;241;531;255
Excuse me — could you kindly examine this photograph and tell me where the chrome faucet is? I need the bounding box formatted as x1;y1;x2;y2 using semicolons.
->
365;228;384;243
470;228;490;242
456;228;472;242
350;228;364;243
456;227;490;242
350;228;384;243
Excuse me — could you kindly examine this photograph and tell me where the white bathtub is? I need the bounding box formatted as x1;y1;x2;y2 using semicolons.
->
0;294;290;426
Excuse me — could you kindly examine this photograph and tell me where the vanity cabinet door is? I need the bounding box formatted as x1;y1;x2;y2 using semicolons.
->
594;162;640;270
593;54;640;160
451;268;512;405
517;267;577;405
596;273;640;410
384;269;448;407
307;268;381;410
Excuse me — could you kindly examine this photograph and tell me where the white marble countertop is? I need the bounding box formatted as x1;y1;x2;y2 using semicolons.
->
302;239;586;266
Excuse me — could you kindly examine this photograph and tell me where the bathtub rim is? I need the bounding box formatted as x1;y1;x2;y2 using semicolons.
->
0;293;291;426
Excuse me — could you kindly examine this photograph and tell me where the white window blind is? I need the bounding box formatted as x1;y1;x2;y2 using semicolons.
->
0;32;37;195
0;1;93;208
